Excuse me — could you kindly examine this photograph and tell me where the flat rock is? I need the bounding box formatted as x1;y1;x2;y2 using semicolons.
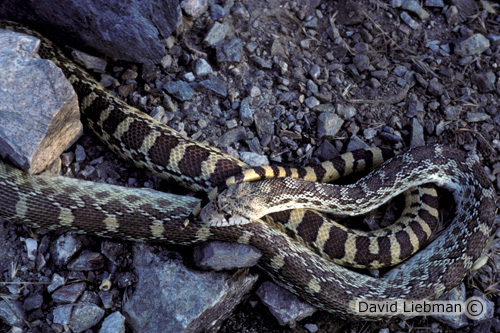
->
256;281;316;327
123;243;259;332
0;29;82;173
0;0;181;63
317;112;343;138
455;34;490;56
193;241;261;271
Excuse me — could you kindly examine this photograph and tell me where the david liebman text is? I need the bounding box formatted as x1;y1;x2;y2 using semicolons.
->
357;300;464;316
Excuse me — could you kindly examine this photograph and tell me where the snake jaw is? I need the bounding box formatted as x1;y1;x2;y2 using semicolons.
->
200;188;255;226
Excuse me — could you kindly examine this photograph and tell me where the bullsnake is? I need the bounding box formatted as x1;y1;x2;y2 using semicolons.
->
0;21;496;318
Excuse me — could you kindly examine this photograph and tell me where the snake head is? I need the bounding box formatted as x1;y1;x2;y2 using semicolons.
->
199;195;252;227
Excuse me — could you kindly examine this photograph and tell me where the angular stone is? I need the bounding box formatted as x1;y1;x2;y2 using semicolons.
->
196;77;228;97
52;282;86;303
410;118;425;147
239;152;269;167
68;303;105;333
123;244;258;332
194;58;213;77
239;97;254;126
254;110;274;137
163;81;195;101
317;112;343;138
472;71;496;93
0;300;25;326
71;49;107;72
67;250;105;271
100;311;126;333
180;0;208;19
0;0;180;63
455;34;490;56
0;30;82;173
193;241;261;271
256;281;316;327
50;234;82;267
204;22;229;46
216;38;243;63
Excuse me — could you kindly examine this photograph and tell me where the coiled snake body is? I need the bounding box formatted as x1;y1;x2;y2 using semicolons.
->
0;21;496;318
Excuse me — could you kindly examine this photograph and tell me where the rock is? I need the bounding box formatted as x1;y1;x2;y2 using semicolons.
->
466;112;491;123
75;144;86;163
226;119;238;129
69;303;106;333
336;104;357;119
256;281;316;327
254;110;274;137
425;0;444;7
204;22;230;46
53;304;72;325
406;95;424;117
163;80;195;101
347;135;370;151
23;294;44;312
99;311;126;333
180;0;208;19
47;273;66;293
363;128;377;140
210;4;225;21
445;5;458;24
353;54;370;71
380;131;402;144
472;71;496;93
432;283;468;328
194;58;213;77
0;0;180;63
72;49;107;72
0;30;82;173
23;238;37;261
122;244;258;332
193;241;261;271
427;77;444;96
196;77;228;97
307;80;319;95
469;290;495;322
410;118;425;147
0;300;25;326
401;1;429;19
239;97;254;126
50;234;82;267
317;112;343;138
231;2;250;19
216;38;243;63
305;323;319;332
400;12;419;30
314;140;338;161
52;282;87;303
218;127;247;148
251;56;273;69
455;34;490;56
304;96;320;109
239;151;269;166
67;250;105;271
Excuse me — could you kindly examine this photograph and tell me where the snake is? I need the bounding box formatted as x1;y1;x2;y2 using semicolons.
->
0;21;496;318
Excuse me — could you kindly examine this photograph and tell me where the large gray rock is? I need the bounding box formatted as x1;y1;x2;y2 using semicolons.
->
123;243;259;332
0;29;82;173
0;0;181;64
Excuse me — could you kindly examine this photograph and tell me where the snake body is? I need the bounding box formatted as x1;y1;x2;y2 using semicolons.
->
0;21;496;318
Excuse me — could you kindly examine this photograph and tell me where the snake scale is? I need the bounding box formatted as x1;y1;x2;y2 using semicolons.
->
0;21;497;318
